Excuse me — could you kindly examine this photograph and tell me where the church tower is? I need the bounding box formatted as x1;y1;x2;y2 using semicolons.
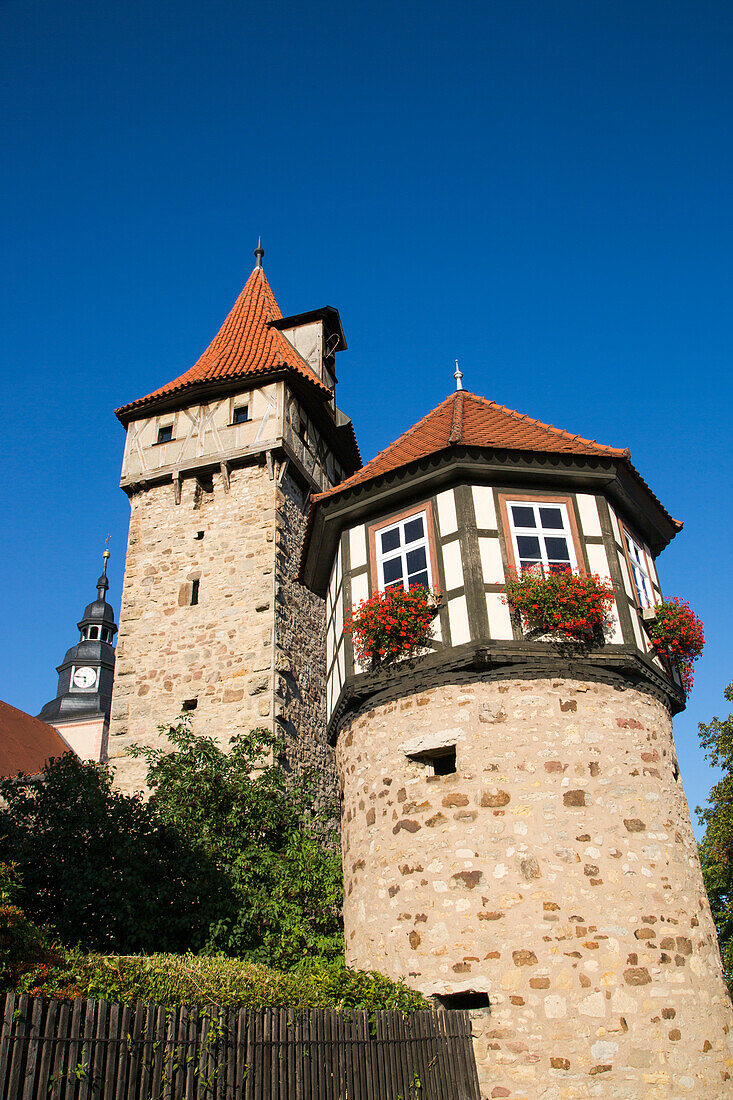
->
38;550;117;762
109;245;360;794
300;388;733;1098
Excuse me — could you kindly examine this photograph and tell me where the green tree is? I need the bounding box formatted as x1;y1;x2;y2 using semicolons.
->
0;753;219;954
135;718;343;967
697;680;733;988
0;721;343;968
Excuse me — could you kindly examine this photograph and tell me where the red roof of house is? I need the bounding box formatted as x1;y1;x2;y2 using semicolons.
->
311;390;680;527
0;700;72;778
116;266;330;421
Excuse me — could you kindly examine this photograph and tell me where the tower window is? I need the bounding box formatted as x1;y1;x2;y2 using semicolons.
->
182;698;198;711
190;579;200;606
194;530;205;540
374;510;432;592
408;746;456;776
156;425;174;445
502;498;578;575
621;527;653;609
436;991;490;1011
89;626;99;639
233;405;249;424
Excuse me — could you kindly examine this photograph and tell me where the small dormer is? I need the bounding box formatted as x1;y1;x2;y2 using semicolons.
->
270;307;347;391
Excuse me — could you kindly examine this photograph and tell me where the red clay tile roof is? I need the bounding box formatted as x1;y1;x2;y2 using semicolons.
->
0;700;72;778
311;390;681;528
116;266;330;421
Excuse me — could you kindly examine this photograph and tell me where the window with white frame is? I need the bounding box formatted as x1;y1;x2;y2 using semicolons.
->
624;531;653;609
376;512;431;591
506;500;578;574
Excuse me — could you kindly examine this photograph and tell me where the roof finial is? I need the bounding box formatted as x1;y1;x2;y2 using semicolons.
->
453;359;463;391
97;545;111;602
254;236;264;269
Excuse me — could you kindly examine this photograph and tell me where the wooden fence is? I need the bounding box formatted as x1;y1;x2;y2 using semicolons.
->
0;991;481;1099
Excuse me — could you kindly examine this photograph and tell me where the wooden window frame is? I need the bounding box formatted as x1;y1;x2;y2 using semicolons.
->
497;492;584;576
367;501;438;594
619;521;654;610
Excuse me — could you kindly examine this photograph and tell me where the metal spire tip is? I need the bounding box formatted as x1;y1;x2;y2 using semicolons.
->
254;237;264;269
454;359;464;391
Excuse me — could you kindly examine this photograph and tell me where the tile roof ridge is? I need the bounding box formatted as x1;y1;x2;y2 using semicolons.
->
448;390;464;445
466;392;626;457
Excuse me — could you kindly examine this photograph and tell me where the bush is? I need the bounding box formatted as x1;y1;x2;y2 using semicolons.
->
0;721;344;968
15;951;428;1012
648;597;705;695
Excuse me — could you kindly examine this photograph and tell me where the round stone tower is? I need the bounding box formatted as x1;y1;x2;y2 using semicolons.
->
300;390;733;1098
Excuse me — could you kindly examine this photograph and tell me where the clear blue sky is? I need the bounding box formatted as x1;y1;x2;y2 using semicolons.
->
2;1;731;830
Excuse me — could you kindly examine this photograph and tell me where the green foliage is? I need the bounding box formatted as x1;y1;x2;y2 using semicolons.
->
0;719;343;968
134;718;343;966
0;863;57;988
0;752;217;954
15;951;427;1012
697;680;733;989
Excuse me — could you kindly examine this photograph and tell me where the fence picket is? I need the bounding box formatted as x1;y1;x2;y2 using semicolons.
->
0;991;17;1097
21;996;44;1100
7;993;29;1100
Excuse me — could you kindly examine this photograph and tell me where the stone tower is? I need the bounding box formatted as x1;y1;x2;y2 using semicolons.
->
300;389;733;1098
38;550;117;762
109;246;360;795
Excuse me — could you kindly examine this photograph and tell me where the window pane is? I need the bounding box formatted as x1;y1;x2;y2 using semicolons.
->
385;579;402;591
403;517;425;544
511;505;536;528
539;507;564;530
548;562;572;575
408;571;429;589
381;527;400;554
516;535;541;559
520;559;540;573
545;537;570;561
406;546;427;574
383;558;403;585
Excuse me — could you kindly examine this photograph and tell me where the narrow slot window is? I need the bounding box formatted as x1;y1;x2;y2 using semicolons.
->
436;992;490;1010
182;698;198;712
506;500;577;575
157;425;173;444
233;406;249;425
408;746;456;776
190;579;200;606
376;511;431;592
194;530;204;540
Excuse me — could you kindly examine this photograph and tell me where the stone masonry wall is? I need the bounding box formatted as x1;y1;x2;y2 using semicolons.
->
274;468;338;805
109;463;276;793
338;678;733;1099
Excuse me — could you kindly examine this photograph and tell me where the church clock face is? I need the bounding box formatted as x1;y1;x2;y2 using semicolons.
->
72;666;97;690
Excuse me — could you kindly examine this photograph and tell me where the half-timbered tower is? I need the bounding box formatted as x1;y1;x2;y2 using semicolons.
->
110;245;360;794
300;388;733;1098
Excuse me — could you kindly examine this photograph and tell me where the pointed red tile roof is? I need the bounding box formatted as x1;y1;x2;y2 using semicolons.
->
311;389;680;528
0;700;72;778
116;266;330;421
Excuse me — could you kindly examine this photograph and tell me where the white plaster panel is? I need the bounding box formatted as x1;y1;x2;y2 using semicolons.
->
486;592;514;640
576;494;602;537
441;540;465;590
326;621;335;668
617;552;633;599
349;525;367;570
586;543;611;581
329;548;342;607
447;596;471;646
336;643;345;690
472;485;497;528
607;600;624;645
478;536;505;584
436;489;458;536
630;608;645;651
350;572;369;607
335;593;344;639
